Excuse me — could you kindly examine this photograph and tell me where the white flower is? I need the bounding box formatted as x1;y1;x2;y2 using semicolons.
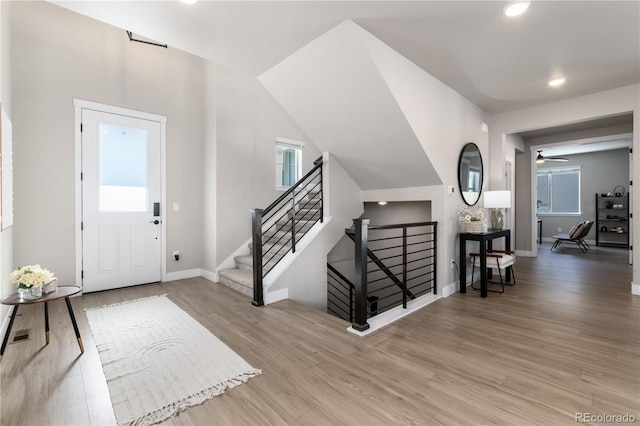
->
457;206;485;223
9;265;55;289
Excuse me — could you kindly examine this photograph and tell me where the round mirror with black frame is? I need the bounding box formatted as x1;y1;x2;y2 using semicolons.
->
458;142;483;206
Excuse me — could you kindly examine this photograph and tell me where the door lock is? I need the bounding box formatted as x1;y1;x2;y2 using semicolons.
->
149;219;161;225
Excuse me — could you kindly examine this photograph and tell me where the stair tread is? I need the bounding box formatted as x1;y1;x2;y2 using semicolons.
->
218;268;253;287
234;255;253;266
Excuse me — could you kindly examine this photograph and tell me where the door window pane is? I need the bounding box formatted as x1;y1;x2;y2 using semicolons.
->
99;124;148;212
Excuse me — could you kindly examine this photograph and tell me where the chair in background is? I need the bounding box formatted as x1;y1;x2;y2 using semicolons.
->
469;250;516;294
550;220;593;252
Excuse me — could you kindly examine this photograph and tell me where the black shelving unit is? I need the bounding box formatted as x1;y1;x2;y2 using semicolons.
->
595;193;629;248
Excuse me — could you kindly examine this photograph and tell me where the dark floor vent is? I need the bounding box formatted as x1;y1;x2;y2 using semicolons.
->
12;329;30;343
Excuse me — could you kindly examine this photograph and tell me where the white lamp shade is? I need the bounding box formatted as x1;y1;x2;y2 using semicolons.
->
484;190;511;209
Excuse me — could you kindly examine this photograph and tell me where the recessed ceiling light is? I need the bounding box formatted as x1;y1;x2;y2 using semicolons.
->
503;1;530;17
378;201;388;206
548;78;566;87
180;0;197;4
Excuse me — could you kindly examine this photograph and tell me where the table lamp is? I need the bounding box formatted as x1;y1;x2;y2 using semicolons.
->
484;190;511;231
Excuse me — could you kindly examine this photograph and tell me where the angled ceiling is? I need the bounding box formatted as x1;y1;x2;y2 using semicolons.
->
50;1;640;114
260;21;441;191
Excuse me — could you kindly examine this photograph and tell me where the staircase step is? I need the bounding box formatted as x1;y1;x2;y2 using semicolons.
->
266;221;316;239
234;255;253;272
249;242;289;255
289;208;320;220
218;268;253;297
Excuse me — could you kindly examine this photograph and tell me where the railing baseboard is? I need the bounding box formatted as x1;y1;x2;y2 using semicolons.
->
347;292;440;336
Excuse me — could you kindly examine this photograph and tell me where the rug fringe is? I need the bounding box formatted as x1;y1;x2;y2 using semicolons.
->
84;294;168;312
128;368;263;426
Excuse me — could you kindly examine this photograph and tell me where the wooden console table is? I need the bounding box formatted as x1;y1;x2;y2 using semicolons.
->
459;229;512;298
0;286;84;362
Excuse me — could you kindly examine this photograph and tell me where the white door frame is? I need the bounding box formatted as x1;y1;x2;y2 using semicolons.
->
74;99;167;290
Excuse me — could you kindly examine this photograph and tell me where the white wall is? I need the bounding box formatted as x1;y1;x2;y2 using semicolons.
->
12;2;205;285
488;84;640;293
0;0;13;322
201;61;217;275
213;64;322;266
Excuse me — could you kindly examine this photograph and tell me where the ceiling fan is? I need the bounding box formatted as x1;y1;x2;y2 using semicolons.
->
536;150;568;163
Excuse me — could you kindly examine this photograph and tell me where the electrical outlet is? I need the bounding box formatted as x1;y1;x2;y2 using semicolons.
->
173;251;180;261
557;227;562;233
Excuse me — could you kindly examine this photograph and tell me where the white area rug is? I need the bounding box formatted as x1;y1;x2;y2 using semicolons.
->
85;294;261;426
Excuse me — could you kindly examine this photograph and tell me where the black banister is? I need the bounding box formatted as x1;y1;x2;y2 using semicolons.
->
317;159;324;222
263;156;323;217
327;264;354;290
402;226;407;309
344;230;415;300
250;208;265;306
330;220;437;328
353;218;370;332
327;263;354;322
290;193;296;253
251;156;324;306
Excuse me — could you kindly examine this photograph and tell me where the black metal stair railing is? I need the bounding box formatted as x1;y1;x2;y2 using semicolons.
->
250;156;323;306
327;264;354;322
327;264;380;322
344;231;416;300
328;219;437;331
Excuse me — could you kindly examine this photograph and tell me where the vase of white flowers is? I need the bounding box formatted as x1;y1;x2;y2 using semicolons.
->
458;206;485;233
9;265;55;300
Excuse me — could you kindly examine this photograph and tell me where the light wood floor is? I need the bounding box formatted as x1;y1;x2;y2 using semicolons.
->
1;244;638;425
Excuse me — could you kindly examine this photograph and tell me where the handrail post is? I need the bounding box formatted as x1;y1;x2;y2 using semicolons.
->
250;208;264;307
433;223;438;295
353;218;370;332
317;159;324;224
291;192;296;253
349;284;354;323
402;226;408;309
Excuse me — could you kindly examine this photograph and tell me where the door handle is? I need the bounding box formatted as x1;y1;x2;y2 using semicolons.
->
149;219;161;225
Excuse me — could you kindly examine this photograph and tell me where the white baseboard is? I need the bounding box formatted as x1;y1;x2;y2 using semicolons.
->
515;250;535;257
347;293;441;336
265;288;288;305
442;280;460;298
163;268;202;282
200;269;218;283
632;281;639;296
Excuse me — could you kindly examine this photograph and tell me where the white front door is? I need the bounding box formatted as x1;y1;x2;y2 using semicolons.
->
81;109;162;292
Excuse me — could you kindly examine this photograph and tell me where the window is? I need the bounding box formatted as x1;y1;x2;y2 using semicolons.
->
99;124;148;212
275;137;304;189
536;166;581;214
